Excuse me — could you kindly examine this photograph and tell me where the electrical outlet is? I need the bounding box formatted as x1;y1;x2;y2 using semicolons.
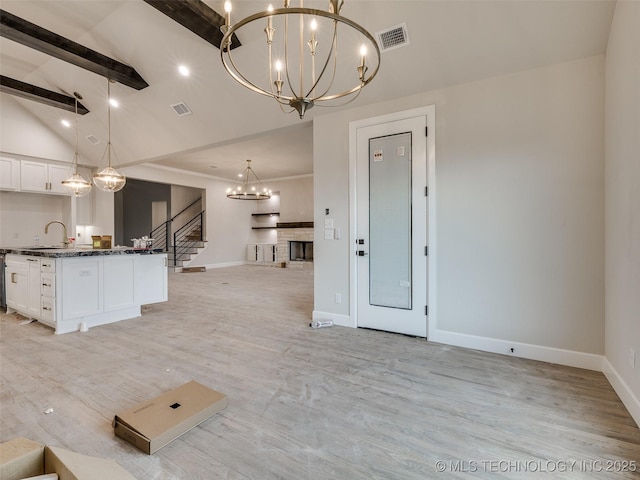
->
335;293;342;304
630;349;636;369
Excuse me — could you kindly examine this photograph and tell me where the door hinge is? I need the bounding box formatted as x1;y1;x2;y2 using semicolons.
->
424;246;428;256
425;305;428;315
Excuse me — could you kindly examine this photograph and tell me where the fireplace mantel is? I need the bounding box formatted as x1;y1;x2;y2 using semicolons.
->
276;222;314;228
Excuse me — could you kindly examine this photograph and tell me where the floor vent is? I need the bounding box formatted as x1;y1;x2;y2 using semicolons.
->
86;134;101;145
171;102;192;116
376;23;410;52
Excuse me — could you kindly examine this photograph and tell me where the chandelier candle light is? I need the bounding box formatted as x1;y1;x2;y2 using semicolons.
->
220;0;381;119
61;92;92;197
93;79;126;193
227;160;272;200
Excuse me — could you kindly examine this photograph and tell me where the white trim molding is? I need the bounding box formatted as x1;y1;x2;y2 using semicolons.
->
429;329;604;371
312;310;354;328
603;358;640;428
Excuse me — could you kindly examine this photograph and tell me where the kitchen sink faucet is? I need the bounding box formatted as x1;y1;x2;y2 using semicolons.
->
45;221;69;247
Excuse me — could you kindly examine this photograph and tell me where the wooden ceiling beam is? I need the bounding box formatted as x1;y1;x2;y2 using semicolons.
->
0;9;149;90
143;0;241;50
0;75;89;114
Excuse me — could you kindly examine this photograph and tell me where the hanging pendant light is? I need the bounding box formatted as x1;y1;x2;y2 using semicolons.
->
93;79;126;193
220;0;381;119
226;160;272;200
61;92;92;197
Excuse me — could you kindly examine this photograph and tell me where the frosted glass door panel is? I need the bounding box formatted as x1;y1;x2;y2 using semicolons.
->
369;132;412;309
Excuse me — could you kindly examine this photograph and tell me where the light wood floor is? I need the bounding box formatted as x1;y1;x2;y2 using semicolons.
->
1;265;639;479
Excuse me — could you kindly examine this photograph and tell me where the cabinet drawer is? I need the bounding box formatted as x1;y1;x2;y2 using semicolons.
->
41;273;56;297
41;297;56;323
41;259;56;273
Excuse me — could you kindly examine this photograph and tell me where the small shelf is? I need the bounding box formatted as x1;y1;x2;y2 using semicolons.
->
251;212;280;217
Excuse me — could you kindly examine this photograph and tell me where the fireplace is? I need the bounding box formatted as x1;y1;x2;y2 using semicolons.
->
289;241;313;262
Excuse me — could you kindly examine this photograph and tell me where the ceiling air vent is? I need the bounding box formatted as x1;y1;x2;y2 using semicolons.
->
376;23;410;52
86;135;101;145
171;102;192;117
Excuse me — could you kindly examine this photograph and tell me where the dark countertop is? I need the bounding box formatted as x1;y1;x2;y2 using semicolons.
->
0;246;165;258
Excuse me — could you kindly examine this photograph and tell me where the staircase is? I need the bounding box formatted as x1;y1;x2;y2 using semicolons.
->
150;198;206;270
170;222;206;269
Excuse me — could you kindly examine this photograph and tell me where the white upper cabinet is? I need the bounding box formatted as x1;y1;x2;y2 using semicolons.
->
0;157;20;191
20;160;71;195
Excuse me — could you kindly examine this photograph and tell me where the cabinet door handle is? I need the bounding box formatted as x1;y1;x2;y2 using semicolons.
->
42;283;51;287
27;258;38;262
43;306;51;311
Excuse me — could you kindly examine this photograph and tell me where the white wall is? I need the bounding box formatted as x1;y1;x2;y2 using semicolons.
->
0;97;73;162
0;191;70;247
603;0;640;425
314;55;605;357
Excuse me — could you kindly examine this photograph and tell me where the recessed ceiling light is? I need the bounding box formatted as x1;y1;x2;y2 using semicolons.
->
109;98;119;108
178;65;190;77
61;119;71;128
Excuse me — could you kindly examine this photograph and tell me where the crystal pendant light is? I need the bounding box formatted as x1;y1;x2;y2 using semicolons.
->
61;92;92;197
93;79;126;192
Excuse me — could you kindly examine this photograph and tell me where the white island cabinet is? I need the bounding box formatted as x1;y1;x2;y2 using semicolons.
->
5;251;168;334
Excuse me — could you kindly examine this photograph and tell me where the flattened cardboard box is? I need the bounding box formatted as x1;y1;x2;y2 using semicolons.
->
113;380;227;455
0;437;135;480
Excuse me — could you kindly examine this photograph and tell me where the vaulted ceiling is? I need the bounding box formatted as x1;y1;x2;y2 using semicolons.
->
0;1;615;181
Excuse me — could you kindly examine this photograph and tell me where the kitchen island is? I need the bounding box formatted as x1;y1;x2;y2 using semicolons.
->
2;246;168;334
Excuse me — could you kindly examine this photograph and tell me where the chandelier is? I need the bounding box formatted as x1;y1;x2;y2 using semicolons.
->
227;160;272;200
93;79;126;193
61;92;92;197
220;0;381;119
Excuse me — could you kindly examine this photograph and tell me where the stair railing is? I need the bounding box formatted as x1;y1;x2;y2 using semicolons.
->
173;211;204;266
149;197;203;253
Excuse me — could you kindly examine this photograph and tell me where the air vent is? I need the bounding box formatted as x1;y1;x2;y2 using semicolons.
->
376;23;410;52
171;102;192;116
86;135;101;145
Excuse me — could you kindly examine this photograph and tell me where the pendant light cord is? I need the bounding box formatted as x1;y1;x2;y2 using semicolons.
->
107;79;112;168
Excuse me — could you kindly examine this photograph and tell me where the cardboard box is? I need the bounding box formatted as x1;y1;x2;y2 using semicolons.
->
0;437;135;480
113;380;227;455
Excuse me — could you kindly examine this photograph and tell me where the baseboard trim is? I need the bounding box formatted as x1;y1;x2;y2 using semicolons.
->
312;311;354;328
202;261;246;269
429;329;603;371
602;358;640;428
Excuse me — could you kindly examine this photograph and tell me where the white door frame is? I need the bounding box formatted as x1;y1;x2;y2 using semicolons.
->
349;105;437;339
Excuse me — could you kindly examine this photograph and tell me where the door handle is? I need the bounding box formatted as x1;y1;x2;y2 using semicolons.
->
357;250;368;256
11;273;17;283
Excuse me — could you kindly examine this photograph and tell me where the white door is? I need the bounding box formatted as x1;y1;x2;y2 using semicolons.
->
355;116;428;337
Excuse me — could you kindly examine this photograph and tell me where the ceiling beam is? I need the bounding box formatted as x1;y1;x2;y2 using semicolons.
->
0;75;89;114
0;9;149;90
143;0;241;50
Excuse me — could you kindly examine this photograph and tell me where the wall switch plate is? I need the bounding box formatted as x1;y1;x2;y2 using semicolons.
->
335;293;342;304
334;227;341;240
324;229;334;240
324;218;334;228
630;349;636;369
